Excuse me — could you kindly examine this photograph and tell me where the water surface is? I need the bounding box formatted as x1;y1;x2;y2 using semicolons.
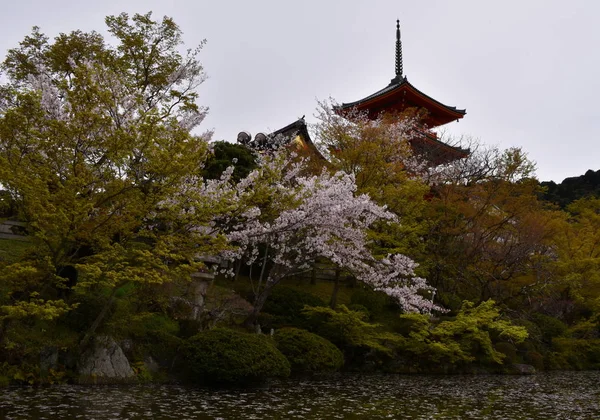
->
1;372;599;419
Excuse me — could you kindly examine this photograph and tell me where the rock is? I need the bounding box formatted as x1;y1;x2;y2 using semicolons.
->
120;338;135;360
39;346;58;373
144;356;161;374
510;363;536;375
77;336;135;384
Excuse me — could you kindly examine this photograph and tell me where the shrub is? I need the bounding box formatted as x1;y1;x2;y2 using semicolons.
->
302;305;402;366
184;328;290;384
346;304;370;319
569;317;600;339
397;300;529;367
274;328;344;373
495;342;518;364
261;286;326;328
531;313;568;344
552;338;600;370
545;351;570;370
524;351;545;371
350;287;393;318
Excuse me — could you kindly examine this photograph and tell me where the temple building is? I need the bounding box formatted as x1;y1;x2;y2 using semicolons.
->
336;20;468;165
239;20;468;166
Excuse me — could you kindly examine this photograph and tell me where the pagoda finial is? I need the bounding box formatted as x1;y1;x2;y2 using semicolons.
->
391;19;404;85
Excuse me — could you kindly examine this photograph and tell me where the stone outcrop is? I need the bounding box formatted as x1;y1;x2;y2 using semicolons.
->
77;336;135;384
509;363;536;375
39;346;59;373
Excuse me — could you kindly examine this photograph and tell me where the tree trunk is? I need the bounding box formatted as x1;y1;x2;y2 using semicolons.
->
311;265;317;285
80;286;119;349
233;259;242;282
243;264;286;328
329;269;341;309
243;281;276;328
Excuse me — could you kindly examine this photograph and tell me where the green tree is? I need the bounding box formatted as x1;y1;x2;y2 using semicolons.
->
399;300;528;366
203;141;258;181
423;146;561;305
553;198;600;313
0;13;223;341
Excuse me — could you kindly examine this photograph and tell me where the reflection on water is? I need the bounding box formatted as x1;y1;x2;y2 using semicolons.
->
1;372;599;419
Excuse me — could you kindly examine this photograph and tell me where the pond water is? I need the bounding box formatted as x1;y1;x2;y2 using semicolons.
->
1;372;599;419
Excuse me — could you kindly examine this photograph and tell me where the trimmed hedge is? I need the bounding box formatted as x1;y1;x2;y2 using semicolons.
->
274;328;344;373
184;328;290;384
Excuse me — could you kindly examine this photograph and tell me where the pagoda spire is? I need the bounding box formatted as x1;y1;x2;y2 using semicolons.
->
391;19;404;85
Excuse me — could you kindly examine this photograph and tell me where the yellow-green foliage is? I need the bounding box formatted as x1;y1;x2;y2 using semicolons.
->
2;319;78;358
399;300;528;365
552;338;600;370
1;294;76;321
302;305;402;358
0;238;32;263
554;198;600;312
0;12;227;327
274;327;344;373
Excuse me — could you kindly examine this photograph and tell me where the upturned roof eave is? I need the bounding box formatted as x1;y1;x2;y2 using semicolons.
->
338;78;466;120
422;132;470;157
268;118;327;161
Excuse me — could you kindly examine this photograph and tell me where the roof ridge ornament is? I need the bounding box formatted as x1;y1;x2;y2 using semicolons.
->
391;19;404;85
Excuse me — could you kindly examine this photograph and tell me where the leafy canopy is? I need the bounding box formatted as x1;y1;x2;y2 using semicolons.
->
0;12;220;320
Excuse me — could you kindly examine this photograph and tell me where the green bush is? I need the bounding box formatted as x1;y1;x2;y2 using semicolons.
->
203;141;257;181
494;342;518;364
261;286;326;328
350;287;393;317
397;300;529;368
274;328;344;373
545;351;570;370
552;338;600;370
524;351;545;371
184;328;290;384
302;305;402;366
347;304;370;319
569;317;600;339
532;313;568;344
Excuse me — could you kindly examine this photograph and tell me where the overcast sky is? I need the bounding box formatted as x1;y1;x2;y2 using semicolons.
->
2;0;599;182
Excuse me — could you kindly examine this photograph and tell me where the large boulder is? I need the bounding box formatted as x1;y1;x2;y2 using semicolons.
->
77;336;135;384
509;363;536;375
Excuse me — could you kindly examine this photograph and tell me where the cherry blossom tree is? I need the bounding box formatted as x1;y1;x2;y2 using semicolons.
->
203;151;443;325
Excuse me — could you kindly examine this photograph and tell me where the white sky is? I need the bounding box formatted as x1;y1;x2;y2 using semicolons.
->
1;0;599;182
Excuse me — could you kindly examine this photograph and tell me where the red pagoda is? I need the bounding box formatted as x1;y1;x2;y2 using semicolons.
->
336;20;469;165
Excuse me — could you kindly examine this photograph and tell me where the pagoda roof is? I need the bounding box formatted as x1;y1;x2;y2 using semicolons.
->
337;20;466;128
338;77;466;127
411;131;470;166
